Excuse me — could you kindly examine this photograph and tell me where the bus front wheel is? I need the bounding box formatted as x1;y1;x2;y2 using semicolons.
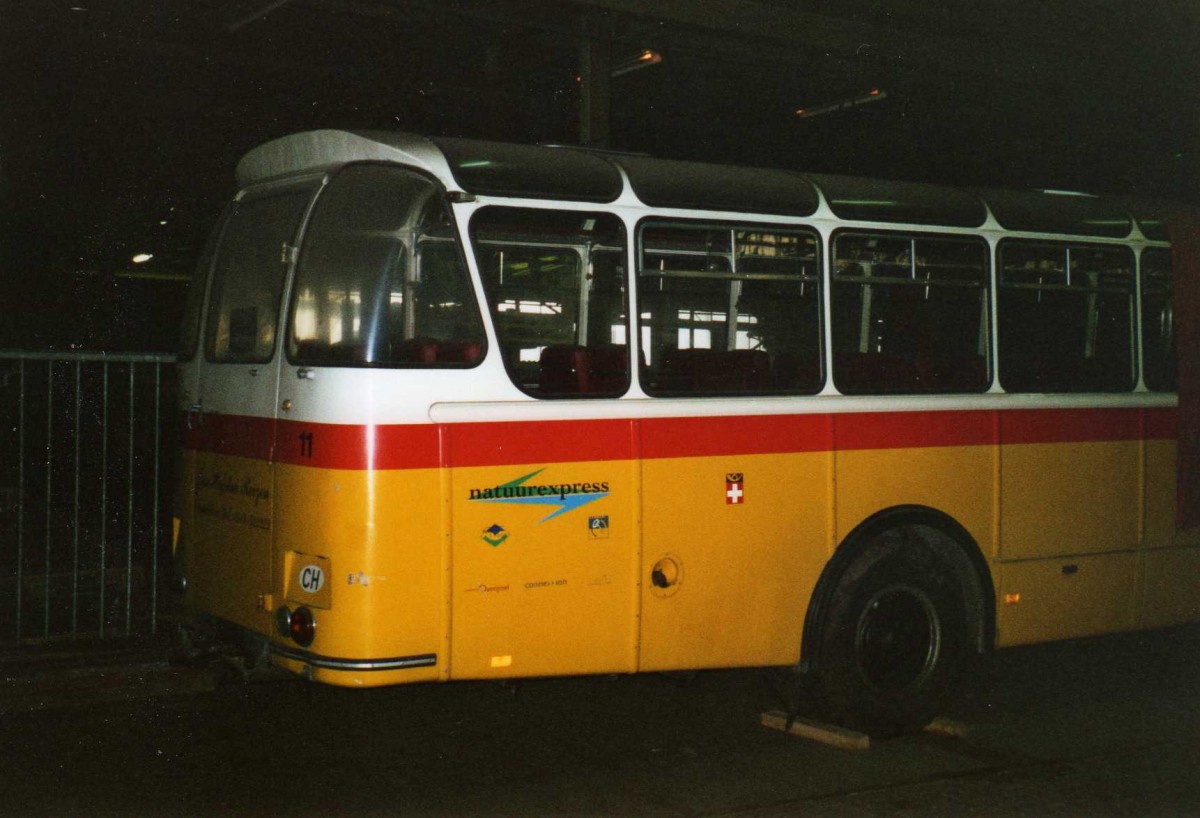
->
808;528;971;736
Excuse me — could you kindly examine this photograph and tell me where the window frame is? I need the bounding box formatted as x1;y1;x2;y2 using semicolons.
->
179;203;232;361
1139;245;1176;393
470;204;632;399
635;217;825;397
203;179;321;365
829;227;993;395
283;162;488;370
995;237;1137;394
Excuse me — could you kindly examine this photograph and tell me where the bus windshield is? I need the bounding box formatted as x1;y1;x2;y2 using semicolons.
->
288;164;485;366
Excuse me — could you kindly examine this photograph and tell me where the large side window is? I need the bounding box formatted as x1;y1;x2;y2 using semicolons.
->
998;241;1135;392
637;223;822;395
1141;247;1176;391
831;232;990;394
472;208;628;397
206;188;314;363
289;165;485;366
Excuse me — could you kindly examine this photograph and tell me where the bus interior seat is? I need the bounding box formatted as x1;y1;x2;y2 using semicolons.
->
836;352;988;393
657;348;772;393
390;338;483;364
538;344;629;395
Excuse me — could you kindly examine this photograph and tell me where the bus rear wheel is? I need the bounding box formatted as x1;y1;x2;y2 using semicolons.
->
808;528;971;736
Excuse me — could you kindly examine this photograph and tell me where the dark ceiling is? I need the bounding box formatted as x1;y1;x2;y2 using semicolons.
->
0;0;1196;348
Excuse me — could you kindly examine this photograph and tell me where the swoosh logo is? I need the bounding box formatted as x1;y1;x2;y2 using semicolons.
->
470;469;609;522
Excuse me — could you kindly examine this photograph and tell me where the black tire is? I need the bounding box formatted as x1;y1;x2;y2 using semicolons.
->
808;526;971;736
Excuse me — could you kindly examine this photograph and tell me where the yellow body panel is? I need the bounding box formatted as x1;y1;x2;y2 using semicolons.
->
999;441;1140;559
190;451;274;632
996;552;1139;646
448;460;639;679
639;452;831;671
835;446;995;557
181;424;1197;687
1145;440;1200;549
271;465;447;667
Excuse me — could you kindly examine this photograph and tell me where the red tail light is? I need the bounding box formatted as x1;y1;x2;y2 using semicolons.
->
289;607;316;647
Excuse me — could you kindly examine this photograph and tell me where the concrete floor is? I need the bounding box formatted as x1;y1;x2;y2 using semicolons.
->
2;624;1199;816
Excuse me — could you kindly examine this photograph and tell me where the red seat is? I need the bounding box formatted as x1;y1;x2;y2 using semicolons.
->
538;345;629;395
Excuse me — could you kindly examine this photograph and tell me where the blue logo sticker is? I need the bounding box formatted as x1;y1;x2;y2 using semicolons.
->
468;469;610;523
482;524;509;548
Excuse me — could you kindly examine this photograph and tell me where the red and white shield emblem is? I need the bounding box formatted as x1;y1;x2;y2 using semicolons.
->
725;473;744;505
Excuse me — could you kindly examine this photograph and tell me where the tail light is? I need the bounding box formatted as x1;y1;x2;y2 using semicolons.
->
289;607;316;647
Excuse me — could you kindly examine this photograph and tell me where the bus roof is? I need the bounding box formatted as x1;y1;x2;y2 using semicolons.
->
236;129;1182;239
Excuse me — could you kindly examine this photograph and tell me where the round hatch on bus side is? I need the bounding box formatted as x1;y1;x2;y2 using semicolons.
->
650;555;684;597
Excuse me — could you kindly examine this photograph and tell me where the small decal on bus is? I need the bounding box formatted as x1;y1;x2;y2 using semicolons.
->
482;524;509;547
299;564;325;594
588;515;610;538
726;473;745;505
469;468;609;522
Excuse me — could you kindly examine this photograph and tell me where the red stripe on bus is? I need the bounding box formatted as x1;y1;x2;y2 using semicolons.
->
640;414;832;459
191;412;276;462
834;410;996;451
275;420;442;470
187;406;1178;470
1144;407;1178;440
999;407;1143;445
445;419;636;468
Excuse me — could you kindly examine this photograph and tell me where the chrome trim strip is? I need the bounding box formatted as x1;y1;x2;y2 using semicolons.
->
271;643;437;671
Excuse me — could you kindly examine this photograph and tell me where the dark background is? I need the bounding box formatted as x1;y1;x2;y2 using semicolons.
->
1;0;1196;351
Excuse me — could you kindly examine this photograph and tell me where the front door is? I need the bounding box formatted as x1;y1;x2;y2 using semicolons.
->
191;183;316;631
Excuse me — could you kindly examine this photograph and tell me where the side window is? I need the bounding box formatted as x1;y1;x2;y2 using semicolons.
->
1141;248;1176;391
831;232;990;394
472;207;629;398
998;240;1135;392
289;165;485;366
179;207;228;360
206;189;314;363
638;223;822;395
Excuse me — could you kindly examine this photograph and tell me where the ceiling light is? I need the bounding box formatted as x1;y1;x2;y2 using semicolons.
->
795;89;888;119
611;50;663;78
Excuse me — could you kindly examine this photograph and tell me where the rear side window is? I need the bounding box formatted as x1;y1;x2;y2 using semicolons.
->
1141;248;1175;391
831;232;990;394
997;240;1135;392
637;222;822;396
289;165;485;367
206;188;314;363
472;207;629;398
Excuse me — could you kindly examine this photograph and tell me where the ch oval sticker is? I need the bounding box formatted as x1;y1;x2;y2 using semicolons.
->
299;564;325;594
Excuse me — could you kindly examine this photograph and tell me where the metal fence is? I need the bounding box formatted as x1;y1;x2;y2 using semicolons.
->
0;351;177;646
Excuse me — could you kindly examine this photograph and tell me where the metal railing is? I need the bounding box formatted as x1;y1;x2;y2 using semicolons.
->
0;351;177;646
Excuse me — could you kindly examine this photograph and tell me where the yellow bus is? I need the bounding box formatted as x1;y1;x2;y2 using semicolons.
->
174;129;1199;734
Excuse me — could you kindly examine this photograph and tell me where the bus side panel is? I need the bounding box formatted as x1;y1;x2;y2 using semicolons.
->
271;464;445;684
190;449;275;634
999;439;1140;560
1145;436;1200;549
834;443;995;551
445;420;639;680
638;440;832;672
996;552;1138;646
1141;433;1200;630
829;407;996;545
998;410;1141;560
1145;438;1178;550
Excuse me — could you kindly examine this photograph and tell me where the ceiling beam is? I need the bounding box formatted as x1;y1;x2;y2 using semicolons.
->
553;0;1153;91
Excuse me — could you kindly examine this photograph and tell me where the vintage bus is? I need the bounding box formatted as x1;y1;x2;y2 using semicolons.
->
174;129;1199;734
